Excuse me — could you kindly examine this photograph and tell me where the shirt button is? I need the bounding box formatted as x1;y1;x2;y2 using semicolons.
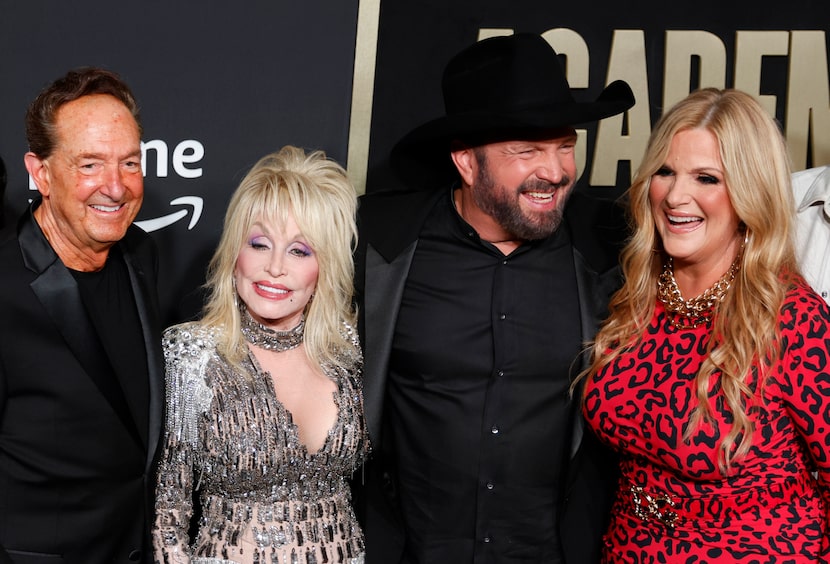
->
483;536;491;543
491;425;499;434
497;370;504;377
128;550;142;561
499;313;506;320
486;482;494;490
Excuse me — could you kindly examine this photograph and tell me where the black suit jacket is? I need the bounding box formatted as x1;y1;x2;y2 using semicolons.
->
0;202;165;564
353;187;625;564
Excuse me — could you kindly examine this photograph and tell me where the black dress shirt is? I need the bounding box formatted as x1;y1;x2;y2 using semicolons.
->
387;190;581;563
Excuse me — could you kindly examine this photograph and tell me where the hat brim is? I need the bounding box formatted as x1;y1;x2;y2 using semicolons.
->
391;80;635;189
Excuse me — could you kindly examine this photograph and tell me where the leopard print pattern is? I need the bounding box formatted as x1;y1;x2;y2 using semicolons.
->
585;282;830;562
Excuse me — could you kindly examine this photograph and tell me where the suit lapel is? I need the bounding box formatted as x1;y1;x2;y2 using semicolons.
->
30;260;145;447
121;238;165;471
568;239;624;460
362;242;416;443
570;249;598;459
358;188;446;443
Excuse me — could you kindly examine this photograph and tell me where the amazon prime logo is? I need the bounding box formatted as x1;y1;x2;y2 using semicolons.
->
138;139;205;233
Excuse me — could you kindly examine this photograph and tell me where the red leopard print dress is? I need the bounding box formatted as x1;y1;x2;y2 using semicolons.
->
585;282;830;563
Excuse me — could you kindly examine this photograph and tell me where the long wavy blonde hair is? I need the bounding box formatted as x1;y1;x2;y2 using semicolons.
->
581;88;800;474
201;146;359;371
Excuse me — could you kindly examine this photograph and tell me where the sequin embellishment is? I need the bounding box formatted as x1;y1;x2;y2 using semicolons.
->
153;322;369;564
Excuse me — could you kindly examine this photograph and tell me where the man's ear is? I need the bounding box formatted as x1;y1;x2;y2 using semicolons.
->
24;152;50;197
450;145;476;187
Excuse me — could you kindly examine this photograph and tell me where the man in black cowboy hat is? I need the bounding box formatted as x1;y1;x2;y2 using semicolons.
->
354;33;635;563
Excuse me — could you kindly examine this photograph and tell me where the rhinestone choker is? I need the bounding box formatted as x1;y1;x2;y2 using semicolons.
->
657;255;741;329
239;304;304;352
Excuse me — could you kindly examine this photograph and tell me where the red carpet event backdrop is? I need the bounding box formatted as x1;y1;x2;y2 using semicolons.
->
1;0;827;325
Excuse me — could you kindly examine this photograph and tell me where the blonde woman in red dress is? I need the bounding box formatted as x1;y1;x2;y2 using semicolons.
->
579;89;830;562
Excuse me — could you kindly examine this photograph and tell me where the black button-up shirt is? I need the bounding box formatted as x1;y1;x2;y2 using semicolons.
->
387;189;581;563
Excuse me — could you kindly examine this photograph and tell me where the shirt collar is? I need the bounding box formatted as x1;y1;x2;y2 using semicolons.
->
797;166;830;216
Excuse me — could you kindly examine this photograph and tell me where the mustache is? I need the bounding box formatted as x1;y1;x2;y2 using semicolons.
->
519;176;572;192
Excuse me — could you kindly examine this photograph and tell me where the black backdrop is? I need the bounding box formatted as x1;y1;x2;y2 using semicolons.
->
1;0;828;325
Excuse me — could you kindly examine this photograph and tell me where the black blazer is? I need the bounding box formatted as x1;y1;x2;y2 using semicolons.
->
0;202;165;564
354;187;625;564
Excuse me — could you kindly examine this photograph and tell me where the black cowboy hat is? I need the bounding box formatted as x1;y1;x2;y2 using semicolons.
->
390;33;636;187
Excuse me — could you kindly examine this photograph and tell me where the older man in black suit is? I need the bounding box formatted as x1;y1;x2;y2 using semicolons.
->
0;68;164;564
354;34;635;563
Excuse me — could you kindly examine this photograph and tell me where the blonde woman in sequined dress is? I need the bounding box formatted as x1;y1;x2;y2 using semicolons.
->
153;146;369;564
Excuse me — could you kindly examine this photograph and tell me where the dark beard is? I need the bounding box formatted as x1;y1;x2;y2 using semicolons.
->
471;157;572;241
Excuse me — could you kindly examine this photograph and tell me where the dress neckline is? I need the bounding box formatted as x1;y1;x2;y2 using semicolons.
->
246;350;341;456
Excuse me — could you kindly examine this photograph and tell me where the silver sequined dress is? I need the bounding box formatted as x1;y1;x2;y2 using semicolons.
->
153;322;369;564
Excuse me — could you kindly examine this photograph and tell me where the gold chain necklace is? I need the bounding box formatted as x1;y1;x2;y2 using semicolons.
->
657;255;741;329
